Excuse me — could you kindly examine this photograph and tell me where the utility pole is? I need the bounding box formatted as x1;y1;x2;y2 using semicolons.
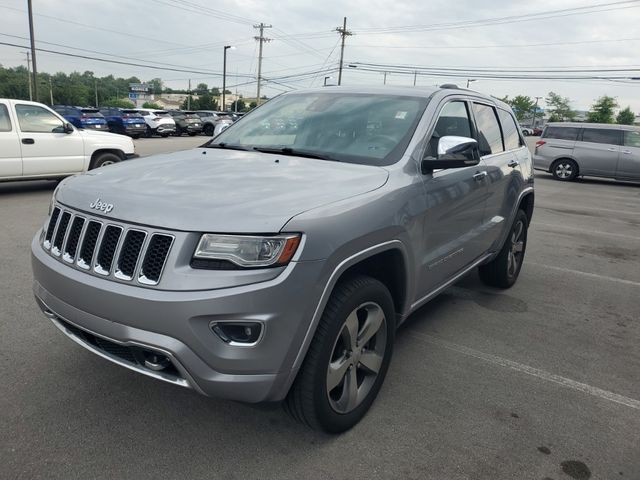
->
48;77;53;105
94;79;98;107
254;23;272;106
413;71;417;86
532;96;542;128
187;79;191;110
335;17;352;86
25;52;33;100
27;0;38;102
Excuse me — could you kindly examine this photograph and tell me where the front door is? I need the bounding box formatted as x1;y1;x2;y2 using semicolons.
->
417;100;489;296
14;103;85;176
618;130;640;180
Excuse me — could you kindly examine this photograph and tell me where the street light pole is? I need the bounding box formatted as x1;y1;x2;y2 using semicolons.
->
223;45;233;112
532;96;542;128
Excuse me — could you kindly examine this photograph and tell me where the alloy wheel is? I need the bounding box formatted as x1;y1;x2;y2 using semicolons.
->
507;219;525;278
326;302;387;414
554;162;573;179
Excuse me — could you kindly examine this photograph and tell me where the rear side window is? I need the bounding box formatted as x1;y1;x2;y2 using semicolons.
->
497;109;521;151
623;130;640;148
543;126;579;140
581;128;622;146
15;104;64;133
0;104;12;131
472;103;504;156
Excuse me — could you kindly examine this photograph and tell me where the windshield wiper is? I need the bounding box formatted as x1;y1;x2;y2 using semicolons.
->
251;146;336;161
206;142;251;151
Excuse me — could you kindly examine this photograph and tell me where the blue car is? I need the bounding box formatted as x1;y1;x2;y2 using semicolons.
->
99;107;147;138
52;106;108;131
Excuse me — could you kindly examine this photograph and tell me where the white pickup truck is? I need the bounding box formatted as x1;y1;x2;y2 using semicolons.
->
0;99;137;182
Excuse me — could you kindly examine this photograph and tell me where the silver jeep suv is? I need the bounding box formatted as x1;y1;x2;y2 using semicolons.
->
31;86;534;432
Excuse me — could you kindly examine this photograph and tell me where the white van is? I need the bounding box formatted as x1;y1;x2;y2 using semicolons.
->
0;99;136;182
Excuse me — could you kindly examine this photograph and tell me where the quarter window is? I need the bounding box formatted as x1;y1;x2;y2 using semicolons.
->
581;128;622;146
0;104;12;131
472;103;504;156
15;104;65;133
497;109;521;151
623;130;640;148
543;126;580;140
425;101;472;158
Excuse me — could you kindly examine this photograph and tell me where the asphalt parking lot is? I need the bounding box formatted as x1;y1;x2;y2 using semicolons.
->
1;137;639;480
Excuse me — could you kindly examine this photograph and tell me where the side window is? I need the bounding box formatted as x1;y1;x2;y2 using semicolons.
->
497;109;521;151
425;101;472;158
581;128;622;146
0;104;12;131
623;130;640;148
472;103;504;156
15;104;64;133
543;126;580;140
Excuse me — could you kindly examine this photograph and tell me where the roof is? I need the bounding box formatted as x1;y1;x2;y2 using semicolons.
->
546;122;640;131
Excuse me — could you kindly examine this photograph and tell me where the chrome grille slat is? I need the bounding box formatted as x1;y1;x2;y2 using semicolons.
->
51;211;71;256
41;205;174;286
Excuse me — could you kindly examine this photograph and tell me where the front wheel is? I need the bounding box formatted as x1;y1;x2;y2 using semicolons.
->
479;209;528;289
285;275;395;433
90;152;121;170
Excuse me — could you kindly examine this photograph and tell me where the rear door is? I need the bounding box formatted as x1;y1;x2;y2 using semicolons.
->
417;99;489;295
14;103;85;176
0;102;22;178
476;104;526;250
573;127;622;177
618;129;640;180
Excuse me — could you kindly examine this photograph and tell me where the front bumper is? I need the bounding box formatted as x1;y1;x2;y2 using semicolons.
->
31;234;327;403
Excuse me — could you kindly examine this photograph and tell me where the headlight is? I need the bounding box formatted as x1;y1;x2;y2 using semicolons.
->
193;234;301;268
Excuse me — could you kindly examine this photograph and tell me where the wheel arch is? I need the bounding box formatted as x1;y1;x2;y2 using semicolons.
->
89;149;125;169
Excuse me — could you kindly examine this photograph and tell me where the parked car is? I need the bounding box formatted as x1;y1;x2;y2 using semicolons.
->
0;99;136;182
31;86;534;432
534;122;640;182
99;107;147;138
532;127;542;136
167;110;203;136
136;109;176;137
520;125;533;136
194;110;231;136
52;106;108;131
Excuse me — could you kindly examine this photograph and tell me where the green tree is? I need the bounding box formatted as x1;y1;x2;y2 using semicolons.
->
501;95;535;121
195;83;209;94
587;95;618;123
234;99;246;111
616;106;636;125
249;101;258;109
101;98;135;108
545;91;576;122
142;102;162;109
148;78;163;95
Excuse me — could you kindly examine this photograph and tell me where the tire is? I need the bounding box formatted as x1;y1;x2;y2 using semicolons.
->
285;275;395;433
161;133;170;138
90;152;121;170
188;132;197;136
479;209;528;289
551;158;578;181
145;127;153;138
131;134;140;139
203;124;214;136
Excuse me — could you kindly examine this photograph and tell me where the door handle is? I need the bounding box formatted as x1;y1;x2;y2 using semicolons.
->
607;147;617;152
473;171;488;181
507;159;519;168
622;150;632;154
21;138;35;145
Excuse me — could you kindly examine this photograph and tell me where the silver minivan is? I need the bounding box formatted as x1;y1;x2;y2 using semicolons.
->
533;122;640;181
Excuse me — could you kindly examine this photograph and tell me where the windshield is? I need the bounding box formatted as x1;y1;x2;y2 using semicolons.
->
209;92;428;165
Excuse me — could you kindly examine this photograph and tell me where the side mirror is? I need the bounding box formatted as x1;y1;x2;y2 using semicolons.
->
422;136;481;173
64;122;74;134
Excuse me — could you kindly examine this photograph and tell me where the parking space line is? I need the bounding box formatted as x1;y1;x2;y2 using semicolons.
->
532;222;640;241
407;330;640;410
538;204;640;216
526;263;640;287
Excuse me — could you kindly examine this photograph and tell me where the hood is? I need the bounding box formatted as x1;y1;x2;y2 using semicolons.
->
56;148;389;232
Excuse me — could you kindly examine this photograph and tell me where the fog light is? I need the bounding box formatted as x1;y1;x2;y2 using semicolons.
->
210;322;263;345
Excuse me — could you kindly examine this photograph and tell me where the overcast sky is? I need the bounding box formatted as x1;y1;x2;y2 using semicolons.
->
1;0;639;112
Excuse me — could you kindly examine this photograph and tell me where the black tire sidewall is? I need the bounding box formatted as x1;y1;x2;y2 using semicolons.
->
91;153;121;170
307;277;395;433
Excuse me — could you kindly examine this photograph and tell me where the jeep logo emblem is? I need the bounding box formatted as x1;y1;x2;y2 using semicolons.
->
90;198;114;214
